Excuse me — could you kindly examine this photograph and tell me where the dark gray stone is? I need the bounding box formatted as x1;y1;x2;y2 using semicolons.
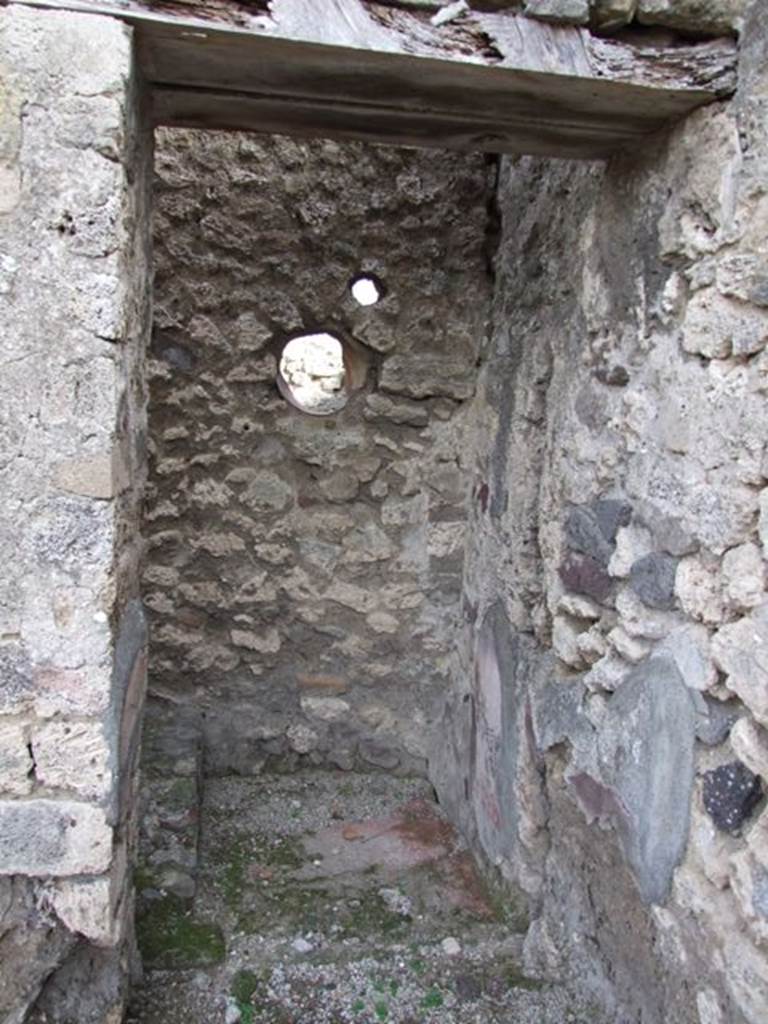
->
0;878;78;1024
595;363;630;386
28;943;127;1024
156;342;195;371
694;696;743;747
565;500;631;567
358;738;400;770
565;505;614;566
629;553;678;610
702;761;762;834
593;499;633;545
531;675;594;753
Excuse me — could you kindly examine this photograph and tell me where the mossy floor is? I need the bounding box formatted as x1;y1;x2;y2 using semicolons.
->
128;771;600;1024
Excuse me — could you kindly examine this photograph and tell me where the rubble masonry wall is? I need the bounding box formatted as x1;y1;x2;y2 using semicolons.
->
433;6;768;1022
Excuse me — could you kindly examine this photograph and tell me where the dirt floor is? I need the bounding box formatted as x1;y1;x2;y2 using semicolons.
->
128;771;602;1024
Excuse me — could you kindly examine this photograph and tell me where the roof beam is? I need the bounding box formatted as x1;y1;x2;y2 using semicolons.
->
4;0;738;158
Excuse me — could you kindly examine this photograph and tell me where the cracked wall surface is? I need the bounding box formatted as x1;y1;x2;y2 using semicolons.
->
434;4;768;1022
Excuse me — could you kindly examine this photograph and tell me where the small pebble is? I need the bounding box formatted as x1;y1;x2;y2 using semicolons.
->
292;937;314;953
224;1000;241;1024
442;936;461;956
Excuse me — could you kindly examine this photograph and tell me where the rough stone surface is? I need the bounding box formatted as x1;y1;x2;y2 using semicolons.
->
637;0;748;35
0;800;112;876
712;604;768;726
0;5;150;1020
590;0;637;31
515;0;747;34
583;656;696;903
524;0;590;23
4;2;768;1022
145;129;491;774
695;695;742;746
435;6;768;1021
0;877;78;1024
629;552;678;610
730;718;768;782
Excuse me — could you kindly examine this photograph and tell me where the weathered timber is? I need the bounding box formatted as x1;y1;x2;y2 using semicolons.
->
4;0;738;157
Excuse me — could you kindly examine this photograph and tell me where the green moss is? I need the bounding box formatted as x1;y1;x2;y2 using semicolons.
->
207;830;304;911
341;891;409;940
374;1000;389;1020
165;776;198;811
134;863;159;895
232;969;260;1004
420;988;444;1009
231;969;262;1024
504;966;544;992
136;897;225;969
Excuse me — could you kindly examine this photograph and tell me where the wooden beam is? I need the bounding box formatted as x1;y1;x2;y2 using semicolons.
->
4;0;738;158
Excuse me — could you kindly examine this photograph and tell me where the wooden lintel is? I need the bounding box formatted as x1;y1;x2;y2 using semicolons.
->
3;0;739;159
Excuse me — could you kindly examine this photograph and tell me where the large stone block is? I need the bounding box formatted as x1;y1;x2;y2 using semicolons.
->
33;720;111;802
52;453;115;500
637;0;747;35
47;839;128;947
730;717;768;781
524;0;590;22
659;624;717;692
571;655;696;903
0;800;112;876
590;0;637;31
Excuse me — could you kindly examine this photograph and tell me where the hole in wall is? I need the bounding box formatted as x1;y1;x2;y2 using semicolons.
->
350;273;384;307
133;130;492;1010
277;332;348;415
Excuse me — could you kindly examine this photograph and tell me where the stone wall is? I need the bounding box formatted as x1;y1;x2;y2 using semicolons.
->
404;0;749;35
2;1;766;1020
0;6;151;1022
143;131;492;777
433;3;768;1022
